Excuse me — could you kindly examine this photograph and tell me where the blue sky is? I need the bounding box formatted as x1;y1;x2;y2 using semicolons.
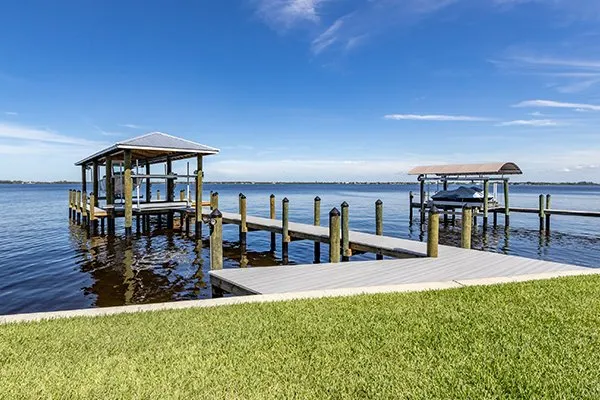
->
1;0;600;182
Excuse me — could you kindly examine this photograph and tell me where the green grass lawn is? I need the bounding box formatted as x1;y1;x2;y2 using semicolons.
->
1;275;599;399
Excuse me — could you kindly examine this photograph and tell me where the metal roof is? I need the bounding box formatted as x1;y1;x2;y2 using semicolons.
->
75;132;219;166
408;162;522;176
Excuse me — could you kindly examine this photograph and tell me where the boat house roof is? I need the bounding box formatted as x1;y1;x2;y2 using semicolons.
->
408;162;522;177
75;132;219;166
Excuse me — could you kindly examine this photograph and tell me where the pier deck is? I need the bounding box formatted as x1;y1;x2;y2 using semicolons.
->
210;252;598;295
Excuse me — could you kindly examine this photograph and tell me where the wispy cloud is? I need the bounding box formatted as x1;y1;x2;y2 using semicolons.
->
513;100;600;111
254;0;329;31
384;114;491;121
3;111;18;116
311;17;344;54
119;123;144;129
0;122;106;147
497;119;560;127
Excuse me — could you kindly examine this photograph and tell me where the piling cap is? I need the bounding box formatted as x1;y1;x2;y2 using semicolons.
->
375;199;383;205
341;201;349;208
282;197;289;203
270;194;275;198
210;208;222;218
430;205;439;214
315;196;321;201
329;207;340;216
213;191;219;196
240;193;246;199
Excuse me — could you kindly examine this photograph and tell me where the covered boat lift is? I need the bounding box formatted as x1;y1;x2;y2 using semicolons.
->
75;132;219;237
408;162;523;229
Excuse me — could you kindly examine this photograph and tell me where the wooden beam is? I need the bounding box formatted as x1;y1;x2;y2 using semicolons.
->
124;150;133;236
195;155;203;239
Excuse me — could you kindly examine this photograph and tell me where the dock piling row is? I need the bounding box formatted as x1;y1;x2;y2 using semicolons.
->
375;199;383;260
329;208;341;263
282;197;290;264
313;196;321;264
341;202;351;262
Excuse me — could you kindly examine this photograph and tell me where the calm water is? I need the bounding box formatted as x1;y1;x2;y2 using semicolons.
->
0;183;599;315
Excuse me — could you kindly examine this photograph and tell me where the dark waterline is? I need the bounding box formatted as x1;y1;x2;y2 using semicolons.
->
0;183;599;315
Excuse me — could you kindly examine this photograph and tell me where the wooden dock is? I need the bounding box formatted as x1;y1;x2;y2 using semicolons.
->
208;210;599;296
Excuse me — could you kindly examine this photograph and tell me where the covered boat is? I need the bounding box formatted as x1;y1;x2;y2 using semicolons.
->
428;186;497;209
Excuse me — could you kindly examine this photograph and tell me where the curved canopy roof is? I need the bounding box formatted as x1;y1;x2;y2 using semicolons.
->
408;162;522;177
75;132;219;166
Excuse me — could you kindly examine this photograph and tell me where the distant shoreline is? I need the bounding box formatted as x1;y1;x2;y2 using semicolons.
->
1;180;598;186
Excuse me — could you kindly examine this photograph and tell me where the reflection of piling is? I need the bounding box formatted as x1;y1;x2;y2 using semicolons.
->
329;208;340;263
76;190;82;224
461;206;472;249
313;196;321;263
269;194;276;253
375;199;383;260
341;202;351;262
282;198;290;265
427;207;439;258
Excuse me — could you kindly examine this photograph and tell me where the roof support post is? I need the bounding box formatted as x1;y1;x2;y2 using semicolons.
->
419;176;426;232
195;155;203;239
124;150;133;237
503;179;510;227
81;165;87;194
442;179;448;225
166;156;174;229
483;179;489;230
145;161;151;203
106;156;115;234
92;161;99;207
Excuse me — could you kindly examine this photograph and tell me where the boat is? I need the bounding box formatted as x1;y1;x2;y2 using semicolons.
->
428;186;497;209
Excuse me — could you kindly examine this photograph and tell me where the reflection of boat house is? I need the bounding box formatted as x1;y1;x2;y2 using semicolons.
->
75;132;219;237
408;162;523;228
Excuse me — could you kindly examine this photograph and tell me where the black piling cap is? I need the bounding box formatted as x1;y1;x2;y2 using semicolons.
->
282;197;289;203
315;196;321;201
240;194;246;199
210;208;222;218
212;191;219;196
430;205;439;214
341;201;349;208
375;199;383;206
270;194;275;198
329;207;340;216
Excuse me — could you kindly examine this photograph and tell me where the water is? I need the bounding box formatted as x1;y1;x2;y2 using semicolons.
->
0;183;599;315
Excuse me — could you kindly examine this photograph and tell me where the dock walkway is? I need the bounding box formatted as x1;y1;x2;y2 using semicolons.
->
208;211;598;296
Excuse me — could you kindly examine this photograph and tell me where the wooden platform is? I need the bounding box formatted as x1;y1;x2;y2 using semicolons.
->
210;252;598;296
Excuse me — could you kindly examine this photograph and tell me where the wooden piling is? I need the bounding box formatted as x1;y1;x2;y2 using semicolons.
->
329;208;341;263
81;191;88;225
409;191;414;225
156;190;161;201
68;190;73;219
483;179;489;230
211;191;219;210
282;197;290;265
89;193;96;234
461;206;472;249
180;190;185;202
493;210;498;228
76;190;82;224
545;194;552;233
442;180;449;225
209;209;223;271
313;196;321;263
341;201;351;262
427;207;439;258
270;194;276;253
124;150;133;236
503;179;510;226
81;165;87;200
145;161;151;202
375;199;383;260
239;193;247;248
136;214;141;234
92;161;99;207
166;157;174;229
538;194;545;232
195;155;203;239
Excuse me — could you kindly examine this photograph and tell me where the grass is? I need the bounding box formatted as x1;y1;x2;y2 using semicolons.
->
1;275;600;399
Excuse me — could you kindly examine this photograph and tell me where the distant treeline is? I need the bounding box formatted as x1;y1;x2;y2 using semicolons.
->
1;180;598;186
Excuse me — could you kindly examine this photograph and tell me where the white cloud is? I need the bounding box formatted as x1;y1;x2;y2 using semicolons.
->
4;111;18;116
0;122;107;146
254;0;328;30
384;114;491;121
513;99;600;111
311;18;344;54
119;123;144;129
497;119;559;127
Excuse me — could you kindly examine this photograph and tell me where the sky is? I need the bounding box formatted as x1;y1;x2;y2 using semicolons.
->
1;0;600;182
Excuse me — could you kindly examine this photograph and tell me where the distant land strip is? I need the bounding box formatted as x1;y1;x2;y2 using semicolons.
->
1;180;598;186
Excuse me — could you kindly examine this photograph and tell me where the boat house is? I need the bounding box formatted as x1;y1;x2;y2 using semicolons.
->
73;132;219;237
408;162;523;228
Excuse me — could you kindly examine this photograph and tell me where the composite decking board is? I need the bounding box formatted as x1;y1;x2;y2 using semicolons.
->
211;253;594;294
